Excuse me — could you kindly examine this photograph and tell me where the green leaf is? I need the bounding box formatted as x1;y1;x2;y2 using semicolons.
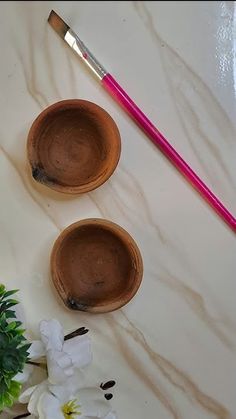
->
12;328;25;337
2;299;19;309
1;290;19;300
14;321;22;329
0;285;5;295
5;321;17;332
8;380;21;398
2;392;13;407
0;378;7;393
0;312;7;323
0;332;9;348
0;398;5;412
2;353;20;373
8;335;23;347
4;310;16;319
3;376;11;388
21;343;31;352
0;286;31;411
0;378;22;411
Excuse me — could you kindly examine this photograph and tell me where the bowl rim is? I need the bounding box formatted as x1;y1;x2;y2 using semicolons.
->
50;218;143;313
27;99;121;194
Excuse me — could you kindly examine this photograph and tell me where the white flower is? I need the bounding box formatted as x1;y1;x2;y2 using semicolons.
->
18;319;117;418
20;374;117;419
41;319;91;384
26;319;92;384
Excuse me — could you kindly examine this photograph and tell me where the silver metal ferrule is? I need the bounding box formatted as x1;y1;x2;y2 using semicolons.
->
64;29;107;80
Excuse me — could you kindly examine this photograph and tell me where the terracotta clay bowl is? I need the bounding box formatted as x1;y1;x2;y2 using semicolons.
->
27;100;121;194
51;219;143;313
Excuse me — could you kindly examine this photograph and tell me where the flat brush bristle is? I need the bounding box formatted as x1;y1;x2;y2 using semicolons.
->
48;10;70;39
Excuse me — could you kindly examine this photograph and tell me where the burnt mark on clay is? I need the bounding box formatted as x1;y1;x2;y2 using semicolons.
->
32;165;56;185
67;297;89;311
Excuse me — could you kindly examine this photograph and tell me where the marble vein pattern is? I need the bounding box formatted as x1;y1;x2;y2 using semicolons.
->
0;2;235;419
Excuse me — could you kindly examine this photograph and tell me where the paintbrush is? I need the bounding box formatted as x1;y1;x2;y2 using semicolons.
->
48;10;236;232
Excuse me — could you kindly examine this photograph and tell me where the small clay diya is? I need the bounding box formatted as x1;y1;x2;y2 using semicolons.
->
51;219;143;313
27;100;121;194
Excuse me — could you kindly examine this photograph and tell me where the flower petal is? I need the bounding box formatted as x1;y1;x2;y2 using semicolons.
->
14;364;33;383
28;340;46;360
38;392;64;419
63;335;92;368
19;385;37;404
49;371;85;401
104;412;117;419
75;388;111;418
27;380;48;415
39;319;64;351
46;350;73;384
55;351;73;369
80;399;111;417
48;385;71;405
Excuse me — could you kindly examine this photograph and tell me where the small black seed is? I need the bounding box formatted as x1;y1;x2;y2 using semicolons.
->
104;393;113;400
100;380;116;390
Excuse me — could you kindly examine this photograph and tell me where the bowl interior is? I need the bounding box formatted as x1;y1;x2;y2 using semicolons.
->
28;101;120;191
51;221;142;312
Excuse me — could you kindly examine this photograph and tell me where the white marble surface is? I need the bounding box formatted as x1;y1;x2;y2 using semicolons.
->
1;1;236;418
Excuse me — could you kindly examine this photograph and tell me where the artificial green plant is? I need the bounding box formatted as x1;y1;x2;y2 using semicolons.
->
0;285;31;411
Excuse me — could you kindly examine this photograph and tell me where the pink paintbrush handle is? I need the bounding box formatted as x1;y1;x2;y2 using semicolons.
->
102;73;236;232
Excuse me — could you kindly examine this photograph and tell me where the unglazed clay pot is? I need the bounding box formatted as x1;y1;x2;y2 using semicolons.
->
51;219;143;313
27;100;121;194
